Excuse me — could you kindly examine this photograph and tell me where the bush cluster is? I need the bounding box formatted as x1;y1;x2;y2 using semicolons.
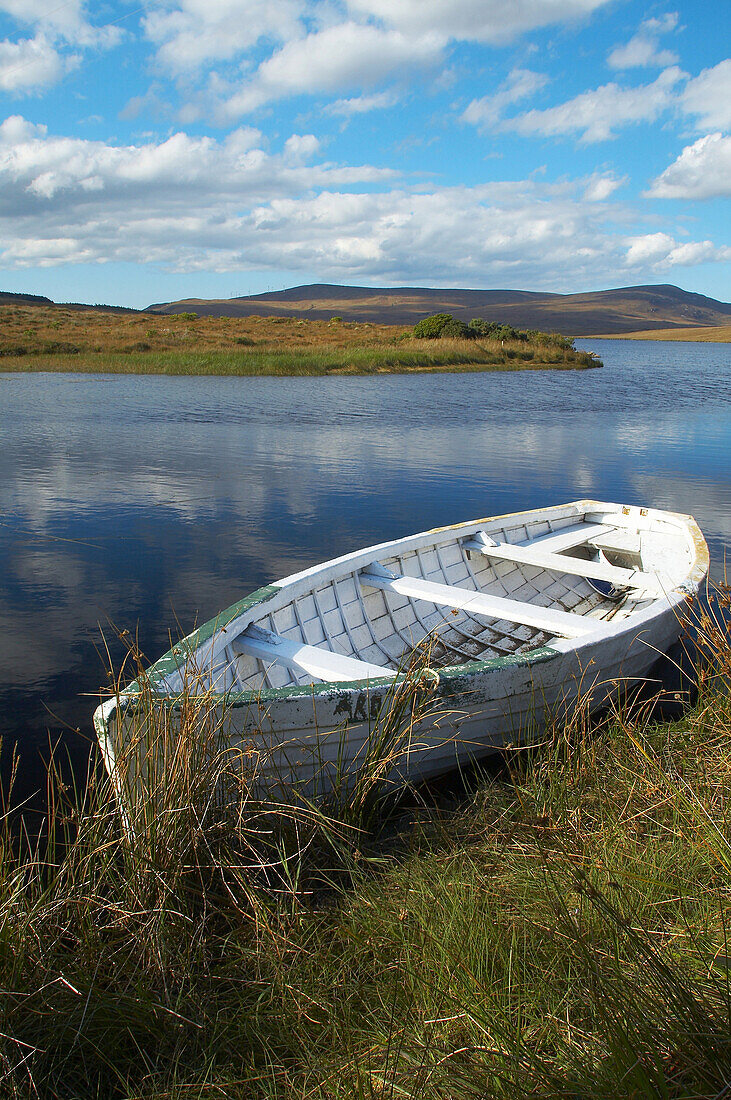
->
413;312;575;350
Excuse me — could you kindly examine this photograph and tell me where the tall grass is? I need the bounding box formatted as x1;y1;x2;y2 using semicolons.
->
0;342;597;376
1;588;729;1098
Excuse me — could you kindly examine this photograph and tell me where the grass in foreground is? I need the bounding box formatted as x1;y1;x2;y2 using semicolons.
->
0;305;600;374
1;591;729;1098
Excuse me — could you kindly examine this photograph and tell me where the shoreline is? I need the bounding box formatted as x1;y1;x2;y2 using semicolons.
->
586;324;731;342
0;352;600;376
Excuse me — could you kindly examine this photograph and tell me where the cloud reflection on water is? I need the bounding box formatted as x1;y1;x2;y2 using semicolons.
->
0;341;729;788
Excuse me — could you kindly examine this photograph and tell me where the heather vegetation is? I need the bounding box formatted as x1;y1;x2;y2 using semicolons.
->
1;590;729;1098
0;304;600;374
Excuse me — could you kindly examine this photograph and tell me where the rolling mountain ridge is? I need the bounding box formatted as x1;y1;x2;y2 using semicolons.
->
147;283;731;336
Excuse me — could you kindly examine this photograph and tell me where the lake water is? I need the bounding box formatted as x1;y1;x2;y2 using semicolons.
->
1;338;730;806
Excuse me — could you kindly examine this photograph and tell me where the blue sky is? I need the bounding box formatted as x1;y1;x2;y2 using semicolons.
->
0;0;728;308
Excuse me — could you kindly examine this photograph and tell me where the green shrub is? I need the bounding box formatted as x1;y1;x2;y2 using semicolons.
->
440;317;474;339
468;319;526;341
413;313;454;338
179;311;198;321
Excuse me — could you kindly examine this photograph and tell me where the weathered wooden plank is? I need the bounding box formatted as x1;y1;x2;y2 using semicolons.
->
359;565;597;638
515;522;615;554
233;625;395;683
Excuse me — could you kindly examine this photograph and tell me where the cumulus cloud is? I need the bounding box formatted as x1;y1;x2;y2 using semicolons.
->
0;116;725;288
346;0;612;44
141;0;614;117
607;12;679;69
462;68;549;130
648;133;731;200
582;171;625;201
494;66;685;142
217;22;442;119
143;0;302;75
0;115;395;269
0;33;76;92
0;114;385;203
0;0;122;92
0;0;123;47
624;231;730;268
2;0;90;39
681;59;731;131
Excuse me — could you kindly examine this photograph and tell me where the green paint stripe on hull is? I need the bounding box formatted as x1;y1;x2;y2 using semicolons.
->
141;583;282;689
111;645;559;717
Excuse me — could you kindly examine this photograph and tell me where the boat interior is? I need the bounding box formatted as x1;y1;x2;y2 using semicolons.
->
193;505;693;695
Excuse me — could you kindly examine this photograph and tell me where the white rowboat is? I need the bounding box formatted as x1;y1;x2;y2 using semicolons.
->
94;500;708;802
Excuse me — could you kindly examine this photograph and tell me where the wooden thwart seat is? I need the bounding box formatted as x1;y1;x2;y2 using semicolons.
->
462;530;661;594
360;564;597;639
518;521;615;553
234;625;396;684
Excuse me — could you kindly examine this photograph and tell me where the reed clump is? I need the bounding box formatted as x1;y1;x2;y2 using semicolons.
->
1;589;729;1098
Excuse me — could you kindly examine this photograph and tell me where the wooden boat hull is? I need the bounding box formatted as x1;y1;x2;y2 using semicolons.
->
94;500;709;804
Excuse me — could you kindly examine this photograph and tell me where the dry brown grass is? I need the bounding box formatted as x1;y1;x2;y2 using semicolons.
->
0;303;408;356
588;324;731;342
0;304;599;374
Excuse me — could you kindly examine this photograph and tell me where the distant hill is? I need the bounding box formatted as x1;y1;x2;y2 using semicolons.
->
0;291;54;306
148;283;731;336
0;291;140;314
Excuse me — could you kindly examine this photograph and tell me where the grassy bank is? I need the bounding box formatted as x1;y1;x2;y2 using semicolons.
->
1;593;730;1098
589;325;731;342
0;304;600;374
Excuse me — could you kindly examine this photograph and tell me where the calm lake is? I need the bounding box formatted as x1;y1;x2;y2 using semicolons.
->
1;338;730;805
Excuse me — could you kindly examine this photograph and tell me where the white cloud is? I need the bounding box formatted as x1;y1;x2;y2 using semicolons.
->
283;133;320;160
1;0;87;38
143;0;302;75
462;68;549;129
346;0;612;44
218;22;442;119
648;133;731;200
0;33;75;92
607;12;679;69
0;116;725;289
140;0;615;118
0;115;395;269
325;90;400;116
625;231;730;268
681;59;731;132
0;0;122;47
0;0;122;92
583;171;625;201
497;66;685;142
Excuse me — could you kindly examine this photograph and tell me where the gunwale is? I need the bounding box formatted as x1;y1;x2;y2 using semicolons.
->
95;498;708;715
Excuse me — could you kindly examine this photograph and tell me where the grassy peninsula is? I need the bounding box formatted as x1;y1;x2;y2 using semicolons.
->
1;595;730;1098
590;324;731;342
0;303;600;375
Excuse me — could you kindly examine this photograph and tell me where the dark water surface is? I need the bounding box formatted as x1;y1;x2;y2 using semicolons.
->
1;338;730;804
